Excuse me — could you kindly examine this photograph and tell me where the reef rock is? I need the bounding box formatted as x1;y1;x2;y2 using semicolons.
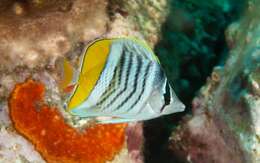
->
0;0;168;163
169;0;260;162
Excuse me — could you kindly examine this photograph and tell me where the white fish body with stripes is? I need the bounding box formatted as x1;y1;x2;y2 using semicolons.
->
60;37;185;124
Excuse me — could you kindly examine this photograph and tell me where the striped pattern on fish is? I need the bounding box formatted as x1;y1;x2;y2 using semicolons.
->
63;38;185;123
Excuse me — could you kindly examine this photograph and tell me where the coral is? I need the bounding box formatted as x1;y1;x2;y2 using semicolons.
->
142;0;245;162
125;123;144;163
168;0;260;162
9;79;126;163
108;0;168;45
0;126;45;163
155;0;246;103
170;114;245;163
0;0;108;100
0;0;169;162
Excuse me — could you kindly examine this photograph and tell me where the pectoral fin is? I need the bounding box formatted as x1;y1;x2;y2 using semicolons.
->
57;58;78;93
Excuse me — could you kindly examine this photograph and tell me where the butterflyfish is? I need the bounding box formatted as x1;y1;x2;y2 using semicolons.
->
61;37;185;124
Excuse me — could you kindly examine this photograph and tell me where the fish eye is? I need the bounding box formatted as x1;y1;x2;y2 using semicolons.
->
63;102;67;110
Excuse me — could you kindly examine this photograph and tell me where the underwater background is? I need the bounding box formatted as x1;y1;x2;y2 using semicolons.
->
146;0;246;162
0;0;259;163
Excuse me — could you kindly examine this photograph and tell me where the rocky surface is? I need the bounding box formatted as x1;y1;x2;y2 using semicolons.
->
1;0;258;163
0;0;168;162
169;0;260;162
0;0;109;100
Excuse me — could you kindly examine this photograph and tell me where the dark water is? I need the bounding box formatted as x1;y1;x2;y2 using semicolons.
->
144;0;246;162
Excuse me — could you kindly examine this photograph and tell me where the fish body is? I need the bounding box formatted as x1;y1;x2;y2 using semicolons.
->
62;37;185;123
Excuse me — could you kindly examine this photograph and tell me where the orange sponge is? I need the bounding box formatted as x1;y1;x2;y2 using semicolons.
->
9;79;126;163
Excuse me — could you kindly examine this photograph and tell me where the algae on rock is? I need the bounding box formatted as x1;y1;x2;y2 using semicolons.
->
169;0;260;162
0;0;170;163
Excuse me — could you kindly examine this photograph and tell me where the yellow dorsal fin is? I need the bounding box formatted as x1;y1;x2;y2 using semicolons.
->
67;39;113;111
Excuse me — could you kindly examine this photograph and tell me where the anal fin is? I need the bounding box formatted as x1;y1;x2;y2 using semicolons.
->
97;117;137;124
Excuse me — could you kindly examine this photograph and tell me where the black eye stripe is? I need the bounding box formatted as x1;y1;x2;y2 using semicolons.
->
161;81;171;112
164;81;171;104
